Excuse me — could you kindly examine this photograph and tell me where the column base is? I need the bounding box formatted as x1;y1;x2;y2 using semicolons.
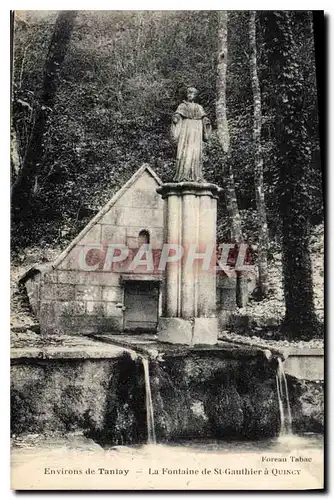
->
158;317;218;346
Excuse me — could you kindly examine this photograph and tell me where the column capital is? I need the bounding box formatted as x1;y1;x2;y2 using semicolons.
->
157;182;222;200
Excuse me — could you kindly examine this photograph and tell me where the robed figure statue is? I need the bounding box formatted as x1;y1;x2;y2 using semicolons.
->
171;87;211;182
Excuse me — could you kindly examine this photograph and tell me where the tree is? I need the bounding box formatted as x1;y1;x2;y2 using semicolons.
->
249;11;269;296
11;10;78;215
11;10;322;264
264;11;321;338
216;10;242;243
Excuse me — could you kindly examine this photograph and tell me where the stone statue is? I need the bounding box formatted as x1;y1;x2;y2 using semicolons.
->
171;87;211;182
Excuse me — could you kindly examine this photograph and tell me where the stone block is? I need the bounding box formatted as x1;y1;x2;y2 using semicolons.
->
105;302;123;318
158;316;218;346
59;315;123;334
158;317;193;345
91;271;120;286
57;270;120;286
192;317;218;346
86;301;105;315
102;286;123;302
283;351;324;381
101;225;126;245
56;271;80;285
150;227;164;249
99;207;120;225
113;183;163;209
126;236;139;249
55;315;80;333
112;187;135;208
42;284;75;301
75;285;102;301
56;301;86;316
79;224;102;246
126;228;141;238
116;207;163;228
43;271;58;284
39;301;56;322
102;316;123;332
39;300;86;333
218;275;237;289
129;190;163;209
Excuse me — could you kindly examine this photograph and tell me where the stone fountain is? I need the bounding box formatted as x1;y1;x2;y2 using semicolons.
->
157;87;222;346
11;88;310;448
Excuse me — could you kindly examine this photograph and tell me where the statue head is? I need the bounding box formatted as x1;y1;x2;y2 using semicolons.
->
186;87;198;102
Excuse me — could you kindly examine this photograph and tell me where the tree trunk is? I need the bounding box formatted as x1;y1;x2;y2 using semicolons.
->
216;10;242;243
11;10;77;215
249;11;269;296
11;121;22;181
265;11;320;338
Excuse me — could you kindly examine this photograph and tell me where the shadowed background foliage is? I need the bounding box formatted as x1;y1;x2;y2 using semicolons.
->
11;11;322;250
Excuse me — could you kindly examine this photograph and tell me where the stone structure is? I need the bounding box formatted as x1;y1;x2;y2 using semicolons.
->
21;164;245;339
21;165;165;335
11;345;282;440
19;89;250;342
157;181;221;345
156;89;222;346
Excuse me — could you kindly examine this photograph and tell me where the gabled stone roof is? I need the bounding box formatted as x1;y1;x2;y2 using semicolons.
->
20;164;162;282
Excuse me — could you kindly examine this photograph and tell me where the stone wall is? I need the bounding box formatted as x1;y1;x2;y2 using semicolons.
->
151;352;280;441
39;271;125;334
11;354;147;444
288;376;324;433
11;351;280;443
11;351;323;443
36;169;164;335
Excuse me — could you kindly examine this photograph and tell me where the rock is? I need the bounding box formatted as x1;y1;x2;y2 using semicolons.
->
288;377;324;433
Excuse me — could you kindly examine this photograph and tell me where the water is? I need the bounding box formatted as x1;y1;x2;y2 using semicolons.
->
167;433;323;454
276;357;292;436
141;353;297;446
141;357;156;444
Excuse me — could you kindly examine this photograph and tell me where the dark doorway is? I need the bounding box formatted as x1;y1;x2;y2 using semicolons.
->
123;281;159;332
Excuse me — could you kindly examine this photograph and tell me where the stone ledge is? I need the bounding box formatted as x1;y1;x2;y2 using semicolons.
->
283;348;324;381
90;333;269;359
10;344;133;361
284;348;324;357
219;336;285;360
158;317;193;345
192;317;218;346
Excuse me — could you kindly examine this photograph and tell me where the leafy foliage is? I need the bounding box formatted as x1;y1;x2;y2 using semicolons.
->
11;10;323;333
11;11;322;253
260;11;322;337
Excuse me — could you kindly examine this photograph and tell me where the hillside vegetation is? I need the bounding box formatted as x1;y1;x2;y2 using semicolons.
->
11;11;324;340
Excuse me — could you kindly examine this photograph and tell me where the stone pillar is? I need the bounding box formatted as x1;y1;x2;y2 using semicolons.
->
157;182;221;346
197;195;217;317
181;193;196;319
165;194;180;317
